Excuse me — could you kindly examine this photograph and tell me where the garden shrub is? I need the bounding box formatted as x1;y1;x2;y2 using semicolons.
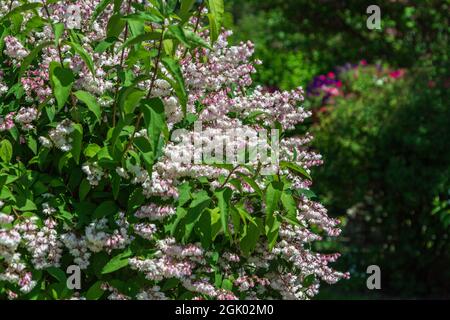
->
311;62;450;297
0;0;348;300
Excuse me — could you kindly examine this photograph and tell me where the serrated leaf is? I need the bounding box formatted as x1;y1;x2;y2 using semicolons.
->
71;123;83;165
107;14;126;38
279;161;312;181
46;267;67;284
79;178;90;201
184;30;212;50
206;0;224;43
240;219;260;255
179;0;196;22
101;249;131;274
121;31;161;49
119;87;146;115
49;62;74;109
93;200;118;219
53;23;64;47
0;140;13;163
281;192;300;226
86;281;104;300
140;98;168;155
215;187;232;237
74;90;101;122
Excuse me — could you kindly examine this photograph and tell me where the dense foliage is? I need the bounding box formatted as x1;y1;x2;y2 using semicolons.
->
229;0;449;90
0;0;348;300
311;62;450;297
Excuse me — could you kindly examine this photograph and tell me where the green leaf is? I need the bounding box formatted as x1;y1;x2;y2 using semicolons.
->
161;57;187;116
46;267;67;284
74;90;101;122
101;249;132;274
240;219;260;255
107;14;126;38
140;98;168;155
94;37;118;53
182;191;211;242
167;25;190;48
122;12;163;24
71;123;83;165
265;181;283;250
127;187;145;213
49;62;74;109
279;161;312;181
111;172;121;200
65;41;95;76
84;144;101;158
17;199;37;211
281;192;300;226
265;181;283;217
215;187;232;237
94;200;118;219
267;215;281;250
221;279;233;291
0;140;13;163
119;87;146;115
179;0;196;22
195;210;212;248
53;23;64;47
86;281;105;300
27;136;38;155
184;30;212;50
177;182;191;207
206;0;224;43
79;178;91;201
121;31;162;49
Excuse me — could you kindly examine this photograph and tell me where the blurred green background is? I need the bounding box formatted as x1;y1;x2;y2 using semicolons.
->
227;0;449;299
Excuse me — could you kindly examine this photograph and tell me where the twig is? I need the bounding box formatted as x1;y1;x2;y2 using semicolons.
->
123;26;165;155
112;0;133;127
42;1;64;66
219;165;240;189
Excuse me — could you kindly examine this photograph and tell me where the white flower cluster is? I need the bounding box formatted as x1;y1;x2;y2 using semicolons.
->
133;223;157;240
136;286;168;300
82;162;105;186
60;233;91;269
85;213;132;253
3;36;29;60
19;218;63;269
14;107;39;130
134;203;175;221
48;119;75;151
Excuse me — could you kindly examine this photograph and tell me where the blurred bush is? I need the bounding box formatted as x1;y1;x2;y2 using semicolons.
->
310;63;450;298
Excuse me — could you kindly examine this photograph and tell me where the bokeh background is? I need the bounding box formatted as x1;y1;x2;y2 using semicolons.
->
227;0;449;299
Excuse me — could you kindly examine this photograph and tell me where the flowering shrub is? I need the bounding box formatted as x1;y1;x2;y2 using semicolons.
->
0;0;348;300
